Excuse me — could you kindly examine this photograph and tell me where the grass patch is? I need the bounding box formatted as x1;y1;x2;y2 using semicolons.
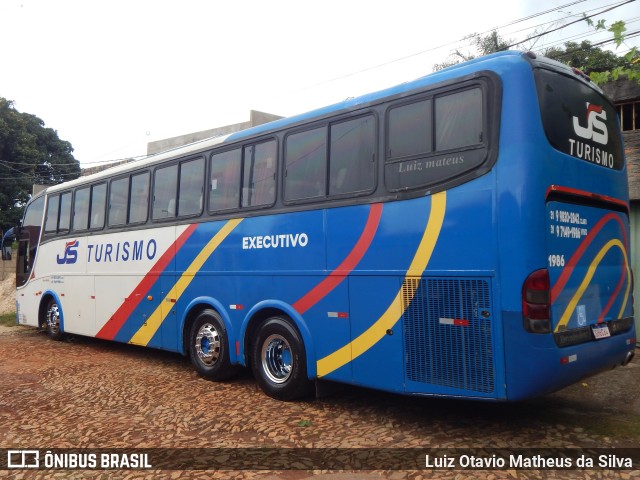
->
582;414;640;441
0;312;17;327
534;407;640;443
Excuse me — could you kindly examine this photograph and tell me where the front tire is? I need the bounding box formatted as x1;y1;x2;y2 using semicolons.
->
189;309;237;380
45;298;64;341
251;316;312;401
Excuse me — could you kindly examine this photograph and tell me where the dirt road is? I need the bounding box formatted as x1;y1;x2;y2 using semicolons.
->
0;327;638;479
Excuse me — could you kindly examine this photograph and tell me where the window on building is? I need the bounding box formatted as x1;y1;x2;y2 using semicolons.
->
617;101;640;131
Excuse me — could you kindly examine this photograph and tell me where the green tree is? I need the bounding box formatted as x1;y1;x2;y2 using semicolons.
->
545;40;625;74
433;31;512;71
433;20;640;85
0;97;80;231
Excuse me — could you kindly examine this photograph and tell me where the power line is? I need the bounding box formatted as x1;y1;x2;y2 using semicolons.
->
502;0;637;50
282;1;593;92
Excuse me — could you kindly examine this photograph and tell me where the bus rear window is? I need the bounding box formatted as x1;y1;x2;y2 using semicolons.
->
534;68;623;170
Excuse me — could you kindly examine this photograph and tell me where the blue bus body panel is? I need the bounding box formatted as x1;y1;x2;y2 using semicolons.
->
21;51;635;402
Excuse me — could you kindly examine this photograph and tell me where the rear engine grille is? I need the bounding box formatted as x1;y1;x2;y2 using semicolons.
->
403;277;494;393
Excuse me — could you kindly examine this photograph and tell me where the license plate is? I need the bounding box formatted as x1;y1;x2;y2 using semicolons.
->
592;324;611;340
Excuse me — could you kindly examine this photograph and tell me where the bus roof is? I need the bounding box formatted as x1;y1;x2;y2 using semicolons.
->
41;50;597;198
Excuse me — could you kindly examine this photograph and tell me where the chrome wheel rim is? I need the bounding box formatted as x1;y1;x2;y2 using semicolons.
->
195;323;221;366
47;304;60;334
261;334;292;384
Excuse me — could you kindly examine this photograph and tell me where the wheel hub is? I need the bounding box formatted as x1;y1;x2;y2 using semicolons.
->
195;323;221;365
261;334;293;384
47;304;60;334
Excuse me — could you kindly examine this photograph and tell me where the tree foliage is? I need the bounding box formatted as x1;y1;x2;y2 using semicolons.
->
0;97;80;231
433;31;512;71
432;19;640;85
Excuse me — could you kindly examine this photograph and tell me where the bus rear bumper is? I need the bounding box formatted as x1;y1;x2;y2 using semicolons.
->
503;312;636;401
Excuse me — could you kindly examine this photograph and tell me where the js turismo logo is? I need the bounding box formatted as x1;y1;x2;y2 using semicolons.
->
572;102;608;145
56;240;79;265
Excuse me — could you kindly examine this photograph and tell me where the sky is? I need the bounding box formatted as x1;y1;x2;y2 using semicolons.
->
1;0;639;167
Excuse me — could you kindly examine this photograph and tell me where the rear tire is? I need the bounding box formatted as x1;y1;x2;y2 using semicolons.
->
251;316;312;401
45;298;64;341
189;309;237;380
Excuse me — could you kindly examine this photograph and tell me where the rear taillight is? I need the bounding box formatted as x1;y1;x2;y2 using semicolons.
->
522;269;551;333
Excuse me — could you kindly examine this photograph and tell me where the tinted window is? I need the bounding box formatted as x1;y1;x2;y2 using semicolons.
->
153;164;178;219
210;149;241;211
90;183;106;229
330;116;375;195
385;86;488;191
242;140;276;207
388;100;432;159
23;195;45;228
44;195;60;233
109;177;128;226
435;88;483;150
285;128;326;201
178;158;204;216
73;187;90;231
58;192;72;232
534;68;623;170
129;172;149;224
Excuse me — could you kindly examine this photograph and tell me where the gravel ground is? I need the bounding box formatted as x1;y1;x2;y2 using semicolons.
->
0;326;638;480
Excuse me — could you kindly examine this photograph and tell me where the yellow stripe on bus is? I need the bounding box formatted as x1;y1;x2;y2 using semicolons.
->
129;218;243;346
554;239;630;333
316;191;447;378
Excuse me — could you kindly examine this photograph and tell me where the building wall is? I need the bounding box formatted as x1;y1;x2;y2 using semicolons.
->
606;79;640;341
146;110;283;155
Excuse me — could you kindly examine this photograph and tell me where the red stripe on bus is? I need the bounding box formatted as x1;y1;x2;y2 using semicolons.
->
597;266;627;323
293;203;382;315
96;224;198;340
546;185;629;212
550;213;627;303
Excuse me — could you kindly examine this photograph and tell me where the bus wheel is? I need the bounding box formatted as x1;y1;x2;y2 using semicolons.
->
251;316;312;401
189;309;237;380
45;299;64;341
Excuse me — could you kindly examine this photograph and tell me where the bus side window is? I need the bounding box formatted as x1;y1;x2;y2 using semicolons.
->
90;183;107;229
44;195;60;234
388;99;432;159
129;172;149;224
72;187;90;231
284;127;326;202
58;192;72;232
242;140;276;208
153;164;178;220
209;149;241;212
109;177;129;227
330;115;376;195
178;158;204;217
435;88;483;150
